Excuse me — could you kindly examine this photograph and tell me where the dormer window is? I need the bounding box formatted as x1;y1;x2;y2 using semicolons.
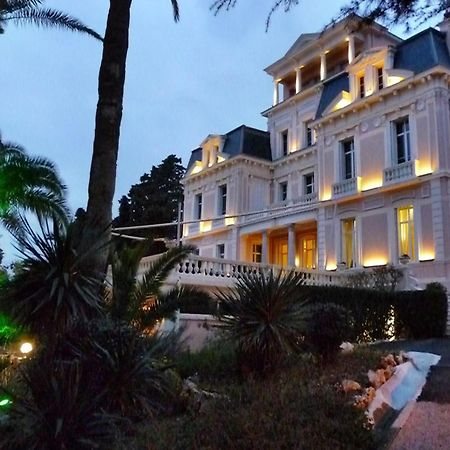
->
359;75;365;99
377;67;384;90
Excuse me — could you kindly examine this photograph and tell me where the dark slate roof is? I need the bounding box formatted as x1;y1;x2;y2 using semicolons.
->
315;72;349;119
187;125;271;171
394;27;450;73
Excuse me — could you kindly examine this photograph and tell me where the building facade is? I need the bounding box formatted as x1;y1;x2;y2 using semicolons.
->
182;14;450;287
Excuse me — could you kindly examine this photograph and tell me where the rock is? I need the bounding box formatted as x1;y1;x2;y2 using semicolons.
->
181;377;225;414
342;379;362;393
340;342;354;353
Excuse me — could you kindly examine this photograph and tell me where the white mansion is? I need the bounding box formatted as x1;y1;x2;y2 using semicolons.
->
181;14;450;287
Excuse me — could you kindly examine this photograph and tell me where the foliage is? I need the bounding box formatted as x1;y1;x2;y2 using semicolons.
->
109;241;209;331
0;135;68;226
306;303;354;362
114;155;185;240
2;217;104;339
345;265;404;292
135;351;377;450
175;339;238;381
0;315;21;345
216;271;310;375
394;282;448;339
0;0;102;39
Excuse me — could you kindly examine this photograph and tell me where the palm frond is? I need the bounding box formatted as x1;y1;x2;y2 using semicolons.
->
171;0;180;22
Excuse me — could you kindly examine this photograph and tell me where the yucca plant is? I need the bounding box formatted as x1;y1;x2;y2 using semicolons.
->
216;271;310;375
2;216;105;340
110;241;211;331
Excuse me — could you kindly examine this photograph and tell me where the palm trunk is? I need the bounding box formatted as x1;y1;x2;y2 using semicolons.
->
84;0;132;272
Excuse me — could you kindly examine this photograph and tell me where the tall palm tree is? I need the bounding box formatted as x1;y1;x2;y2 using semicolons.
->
0;0;102;39
0;134;68;226
84;0;179;274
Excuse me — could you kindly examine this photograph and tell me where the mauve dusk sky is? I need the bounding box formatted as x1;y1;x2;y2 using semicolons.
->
0;0;437;259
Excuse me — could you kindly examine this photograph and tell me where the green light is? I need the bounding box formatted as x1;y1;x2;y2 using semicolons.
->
0;397;12;408
0;314;20;343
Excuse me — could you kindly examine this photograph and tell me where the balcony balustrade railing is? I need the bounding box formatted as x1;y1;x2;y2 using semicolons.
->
332;177;357;197
384;160;415;183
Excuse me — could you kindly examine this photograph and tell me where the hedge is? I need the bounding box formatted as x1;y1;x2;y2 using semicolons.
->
304;282;447;342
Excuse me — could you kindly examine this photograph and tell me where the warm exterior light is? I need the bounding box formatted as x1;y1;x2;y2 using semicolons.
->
200;221;212;232
321;190;332;201
419;252;435;262
387;75;404;86
225;217;235;226
190;163;202;175
326;262;337;271
361;177;383;191
20;342;33;354
415;159;433;176
295;256;300;267
331;91;352;112
217;155;226;163
363;258;388;267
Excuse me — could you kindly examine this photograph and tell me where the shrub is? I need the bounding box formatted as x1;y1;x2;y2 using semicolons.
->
394;283;447;339
216;271;309;375
306;303;354;362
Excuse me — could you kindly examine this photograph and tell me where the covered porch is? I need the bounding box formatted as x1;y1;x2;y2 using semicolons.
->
240;221;317;269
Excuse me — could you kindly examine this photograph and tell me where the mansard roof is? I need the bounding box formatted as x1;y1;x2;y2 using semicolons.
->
315;72;349;119
186;125;271;171
394;27;450;73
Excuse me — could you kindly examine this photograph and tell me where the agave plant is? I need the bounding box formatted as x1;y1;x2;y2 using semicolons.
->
216;270;310;375
2;216;104;340
109;241;211;331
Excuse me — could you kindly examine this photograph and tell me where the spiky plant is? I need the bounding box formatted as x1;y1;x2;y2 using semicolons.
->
3;216;104;340
110;242;211;331
0;0;102;39
216;271;310;375
0;135;68;227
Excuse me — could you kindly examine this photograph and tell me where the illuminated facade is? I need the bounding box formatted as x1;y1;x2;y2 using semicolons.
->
182;14;450;287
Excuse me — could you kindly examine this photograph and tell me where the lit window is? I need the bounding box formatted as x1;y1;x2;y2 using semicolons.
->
377;67;384;90
341;138;355;180
279;181;288;201
217;244;225;259
252;244;262;263
397;206;415;260
195;193;202;220
342;218;356;268
394;117;411;165
281;130;288;156
359;75;365;98
302;237;316;269
304;173;315;195
218;184;227;216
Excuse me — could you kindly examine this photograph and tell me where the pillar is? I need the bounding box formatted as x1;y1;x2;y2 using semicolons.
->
262;230;269;264
295;67;302;94
288;224;296;267
273;80;280;106
347;35;355;64
320;53;327;81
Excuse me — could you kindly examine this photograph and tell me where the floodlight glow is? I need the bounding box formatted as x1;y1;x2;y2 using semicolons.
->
20;342;33;354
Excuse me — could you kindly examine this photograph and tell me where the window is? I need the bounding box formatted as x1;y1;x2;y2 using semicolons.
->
394;117;411;164
305;122;314;147
341;138;355;180
194;193;202;220
281;130;289;156
279;181;288;202
377;67;384;90
304;173;315;195
252;244;262;263
359;75;365;99
218;184;227;216
301;237;316;269
397;206;415;260
341;218;356;268
217;244;225;259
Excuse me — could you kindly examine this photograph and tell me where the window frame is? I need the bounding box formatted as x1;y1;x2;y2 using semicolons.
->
341;218;357;268
397;205;416;261
279;181;288;202
341;138;355;180
218;184;227;216
359;75;365;99
377;66;384;91
393;117;411;165
216;243;225;259
251;243;262;263
194;193;202;220
281;129;289;157
304;172;315;195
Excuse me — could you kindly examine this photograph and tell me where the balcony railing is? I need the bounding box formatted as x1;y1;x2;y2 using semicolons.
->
293;192;317;205
384;160;415;183
332;177;357;197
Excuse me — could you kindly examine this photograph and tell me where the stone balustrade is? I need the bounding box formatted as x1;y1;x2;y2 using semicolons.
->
384;160;415;183
332;177;357;197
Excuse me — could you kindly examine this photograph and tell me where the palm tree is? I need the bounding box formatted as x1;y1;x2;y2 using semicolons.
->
84;0;180;274
0;135;68;226
0;0;102;39
109;240;211;332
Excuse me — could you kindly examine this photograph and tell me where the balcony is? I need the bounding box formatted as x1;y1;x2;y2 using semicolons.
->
332;177;358;197
384;160;415;184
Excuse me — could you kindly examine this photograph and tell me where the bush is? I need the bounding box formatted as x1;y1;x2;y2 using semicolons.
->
394;283;447;339
306;303;354;362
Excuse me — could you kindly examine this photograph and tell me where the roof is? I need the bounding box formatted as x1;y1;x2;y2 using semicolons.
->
186;125;271;171
284;33;320;58
315;73;349;119
394;27;450;73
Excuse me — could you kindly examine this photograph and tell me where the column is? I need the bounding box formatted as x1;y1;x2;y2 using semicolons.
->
320;53;327;81
273;80;280;106
295;67;302;94
288;224;296;267
347;35;355;64
262;230;269;264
